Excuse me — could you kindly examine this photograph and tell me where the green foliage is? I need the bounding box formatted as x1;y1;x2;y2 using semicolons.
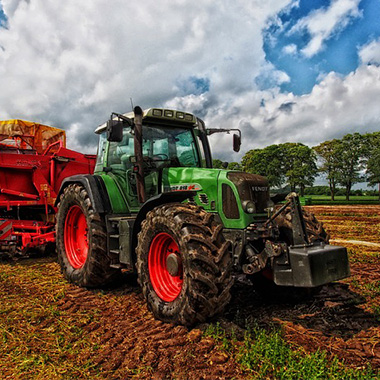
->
335;133;366;200
304;186;331;196
304;187;372;197
204;322;234;352
0;259;101;379
362;132;380;200
242;143;317;194
314;134;370;200
238;327;376;379
314;139;341;200
242;145;286;187
303;194;379;205
227;161;242;171
206;323;376;379
218;131;379;198
366;147;380;199
212;160;242;170
282;143;317;196
212;159;227;169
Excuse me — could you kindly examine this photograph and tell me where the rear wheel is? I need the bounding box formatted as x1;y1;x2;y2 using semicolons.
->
56;184;120;287
136;203;233;325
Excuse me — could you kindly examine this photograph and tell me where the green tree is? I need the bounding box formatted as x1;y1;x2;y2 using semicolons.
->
282;143;318;196
314;139;341;200
242;143;317;194
212;159;227;169
227;162;242;171
335;133;365;201
242;145;286;188
364;132;380;200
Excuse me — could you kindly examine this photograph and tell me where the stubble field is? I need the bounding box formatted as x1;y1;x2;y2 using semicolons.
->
0;205;379;379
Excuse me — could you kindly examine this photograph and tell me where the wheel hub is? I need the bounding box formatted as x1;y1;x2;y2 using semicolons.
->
64;205;89;269
148;232;183;302
166;253;181;277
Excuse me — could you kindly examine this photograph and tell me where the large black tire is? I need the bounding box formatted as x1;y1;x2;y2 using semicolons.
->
56;184;120;287
136;203;233;325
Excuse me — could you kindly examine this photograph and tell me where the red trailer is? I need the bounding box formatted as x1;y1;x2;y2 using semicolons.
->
0;119;96;256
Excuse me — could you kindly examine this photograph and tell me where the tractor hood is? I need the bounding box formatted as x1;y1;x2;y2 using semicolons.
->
162;167;270;229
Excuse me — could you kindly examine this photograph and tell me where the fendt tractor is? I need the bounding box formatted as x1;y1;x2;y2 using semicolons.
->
55;106;350;325
0;119;96;255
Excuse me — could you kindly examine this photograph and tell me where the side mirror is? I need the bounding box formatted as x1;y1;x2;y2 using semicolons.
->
233;133;241;152
107;119;123;142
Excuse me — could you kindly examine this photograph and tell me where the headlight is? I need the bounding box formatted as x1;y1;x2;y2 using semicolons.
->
242;200;256;214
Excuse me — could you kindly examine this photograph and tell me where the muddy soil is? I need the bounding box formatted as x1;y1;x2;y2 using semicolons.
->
225;280;380;369
2;205;380;378
56;281;245;379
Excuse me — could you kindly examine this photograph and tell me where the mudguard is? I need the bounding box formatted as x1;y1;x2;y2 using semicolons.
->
55;174;112;214
131;190;196;252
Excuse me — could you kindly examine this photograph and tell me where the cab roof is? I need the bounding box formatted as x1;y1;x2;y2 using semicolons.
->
95;108;198;134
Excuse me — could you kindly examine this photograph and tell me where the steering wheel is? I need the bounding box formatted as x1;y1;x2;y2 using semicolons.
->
152;154;169;161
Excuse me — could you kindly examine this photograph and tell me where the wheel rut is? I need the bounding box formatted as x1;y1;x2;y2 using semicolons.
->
57;282;244;379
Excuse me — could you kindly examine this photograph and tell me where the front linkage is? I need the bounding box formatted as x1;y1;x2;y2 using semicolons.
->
230;193;350;288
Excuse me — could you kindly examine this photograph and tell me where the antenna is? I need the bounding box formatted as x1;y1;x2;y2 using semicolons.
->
130;97;134;111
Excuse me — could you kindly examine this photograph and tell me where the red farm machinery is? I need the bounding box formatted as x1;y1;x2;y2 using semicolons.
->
0;119;96;256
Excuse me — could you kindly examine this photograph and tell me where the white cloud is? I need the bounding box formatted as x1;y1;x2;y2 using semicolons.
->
290;0;362;58
282;43;297;55
168;62;380;162
215;64;380;159
0;0;379;165
0;0;291;152
359;38;380;65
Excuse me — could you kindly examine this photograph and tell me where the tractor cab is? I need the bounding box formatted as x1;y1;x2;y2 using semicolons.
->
94;107;241;211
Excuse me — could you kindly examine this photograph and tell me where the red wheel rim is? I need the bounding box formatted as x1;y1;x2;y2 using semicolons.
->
64;205;88;269
148;232;183;302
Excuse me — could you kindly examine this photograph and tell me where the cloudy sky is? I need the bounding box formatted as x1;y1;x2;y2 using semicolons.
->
0;0;380;161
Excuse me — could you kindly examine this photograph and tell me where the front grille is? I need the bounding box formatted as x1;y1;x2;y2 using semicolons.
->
222;184;240;219
227;172;269;213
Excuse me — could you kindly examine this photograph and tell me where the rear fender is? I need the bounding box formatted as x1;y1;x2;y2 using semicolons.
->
55;174;111;214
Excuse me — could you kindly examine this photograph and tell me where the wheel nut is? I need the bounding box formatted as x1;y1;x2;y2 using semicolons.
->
166;253;181;276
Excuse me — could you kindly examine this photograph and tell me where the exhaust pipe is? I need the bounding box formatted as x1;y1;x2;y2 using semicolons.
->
133;106;146;204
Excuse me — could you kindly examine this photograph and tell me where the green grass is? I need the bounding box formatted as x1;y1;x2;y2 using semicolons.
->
305;195;379;205
308;196;378;200
205;323;377;380
0;259;102;379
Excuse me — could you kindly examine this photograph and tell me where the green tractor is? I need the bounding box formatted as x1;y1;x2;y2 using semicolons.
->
55;106;350;325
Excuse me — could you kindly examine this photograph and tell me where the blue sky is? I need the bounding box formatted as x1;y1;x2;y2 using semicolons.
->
0;7;5;27
0;0;379;165
263;0;380;94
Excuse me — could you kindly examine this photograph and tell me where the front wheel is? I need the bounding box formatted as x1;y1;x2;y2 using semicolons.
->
136;203;233;325
56;184;120;287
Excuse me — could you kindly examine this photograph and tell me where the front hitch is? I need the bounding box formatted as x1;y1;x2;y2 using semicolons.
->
243;193;350;286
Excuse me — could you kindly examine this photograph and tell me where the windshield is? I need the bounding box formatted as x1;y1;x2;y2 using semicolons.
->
107;124;201;169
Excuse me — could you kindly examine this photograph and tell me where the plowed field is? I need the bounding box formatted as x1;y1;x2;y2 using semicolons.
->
1;205;379;379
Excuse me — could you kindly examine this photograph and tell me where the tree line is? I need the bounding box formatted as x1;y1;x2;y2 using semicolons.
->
213;131;380;200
